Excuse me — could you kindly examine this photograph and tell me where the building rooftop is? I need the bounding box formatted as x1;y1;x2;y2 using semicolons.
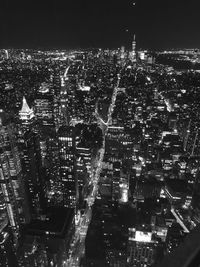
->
26;207;74;237
158;224;200;267
19;96;34;120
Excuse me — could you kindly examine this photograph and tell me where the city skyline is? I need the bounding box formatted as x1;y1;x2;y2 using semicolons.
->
2;1;200;266
1;39;200;266
1;0;200;50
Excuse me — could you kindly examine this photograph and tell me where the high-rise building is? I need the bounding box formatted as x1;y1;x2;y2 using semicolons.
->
46;132;59;180
120;46;126;64
19;98;44;219
127;228;159;267
58;125;78;208
76;145;92;176
51;74;62;130
0;184;18;267
131;35;137;63
76;156;89;204
17;236;48;267
112;161;121;201
18;207;74;267
45;130;61;208
0;112;30;245
18;96;39;137
19;97;35;129
34;83;55;128
60;79;76;126
0;224;19;267
119;177;129;204
20;132;44;219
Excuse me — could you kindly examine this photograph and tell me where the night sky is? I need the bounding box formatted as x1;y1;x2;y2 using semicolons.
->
1;0;200;50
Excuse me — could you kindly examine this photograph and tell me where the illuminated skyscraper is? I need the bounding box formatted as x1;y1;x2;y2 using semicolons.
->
34;83;55;128
19;98;44;219
60;80;75;126
119;178;129;204
76;145;92;176
58;125;78;208
0;186;18;266
131;35;137;63
0;112;30;245
76;156;89;203
46;132;59;184
19;96;35;133
51;74;62;130
127;227;160;267
120;46;126;64
0;224;18;267
20;132;44;219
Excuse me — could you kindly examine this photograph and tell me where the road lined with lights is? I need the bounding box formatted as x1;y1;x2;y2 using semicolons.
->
63;73;121;267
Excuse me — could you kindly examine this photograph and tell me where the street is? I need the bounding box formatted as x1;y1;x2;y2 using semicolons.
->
63;73;121;267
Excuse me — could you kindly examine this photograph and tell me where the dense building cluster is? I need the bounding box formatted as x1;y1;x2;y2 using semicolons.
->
0;45;200;266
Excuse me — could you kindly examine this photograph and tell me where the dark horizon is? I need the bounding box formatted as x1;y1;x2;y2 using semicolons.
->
1;0;200;50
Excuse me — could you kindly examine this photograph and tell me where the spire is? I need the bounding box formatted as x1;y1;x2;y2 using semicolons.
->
19;96;34;121
133;34;136;42
21;97;31;113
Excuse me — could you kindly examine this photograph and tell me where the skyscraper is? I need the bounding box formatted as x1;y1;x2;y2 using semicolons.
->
18;97;34;128
19;98;44;219
0;111;30;245
127;228;159;267
51;74;62;130
34;83;55;128
120;46;126;65
20;132;44;219
0;224;18;267
60;79;75;126
0;184;18;266
131;35;137;63
45;130;60;208
58;125;77;208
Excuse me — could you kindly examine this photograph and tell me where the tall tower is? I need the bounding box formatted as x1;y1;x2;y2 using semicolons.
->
131;34;137;62
120;46;125;62
34;83;55;128
50;73;62;130
20;131;44;219
0;111;30;245
19;96;35;128
58;125;77;208
19;97;44;219
60;80;74;126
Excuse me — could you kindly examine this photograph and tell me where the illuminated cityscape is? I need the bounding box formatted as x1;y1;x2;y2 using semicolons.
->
1;0;200;266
